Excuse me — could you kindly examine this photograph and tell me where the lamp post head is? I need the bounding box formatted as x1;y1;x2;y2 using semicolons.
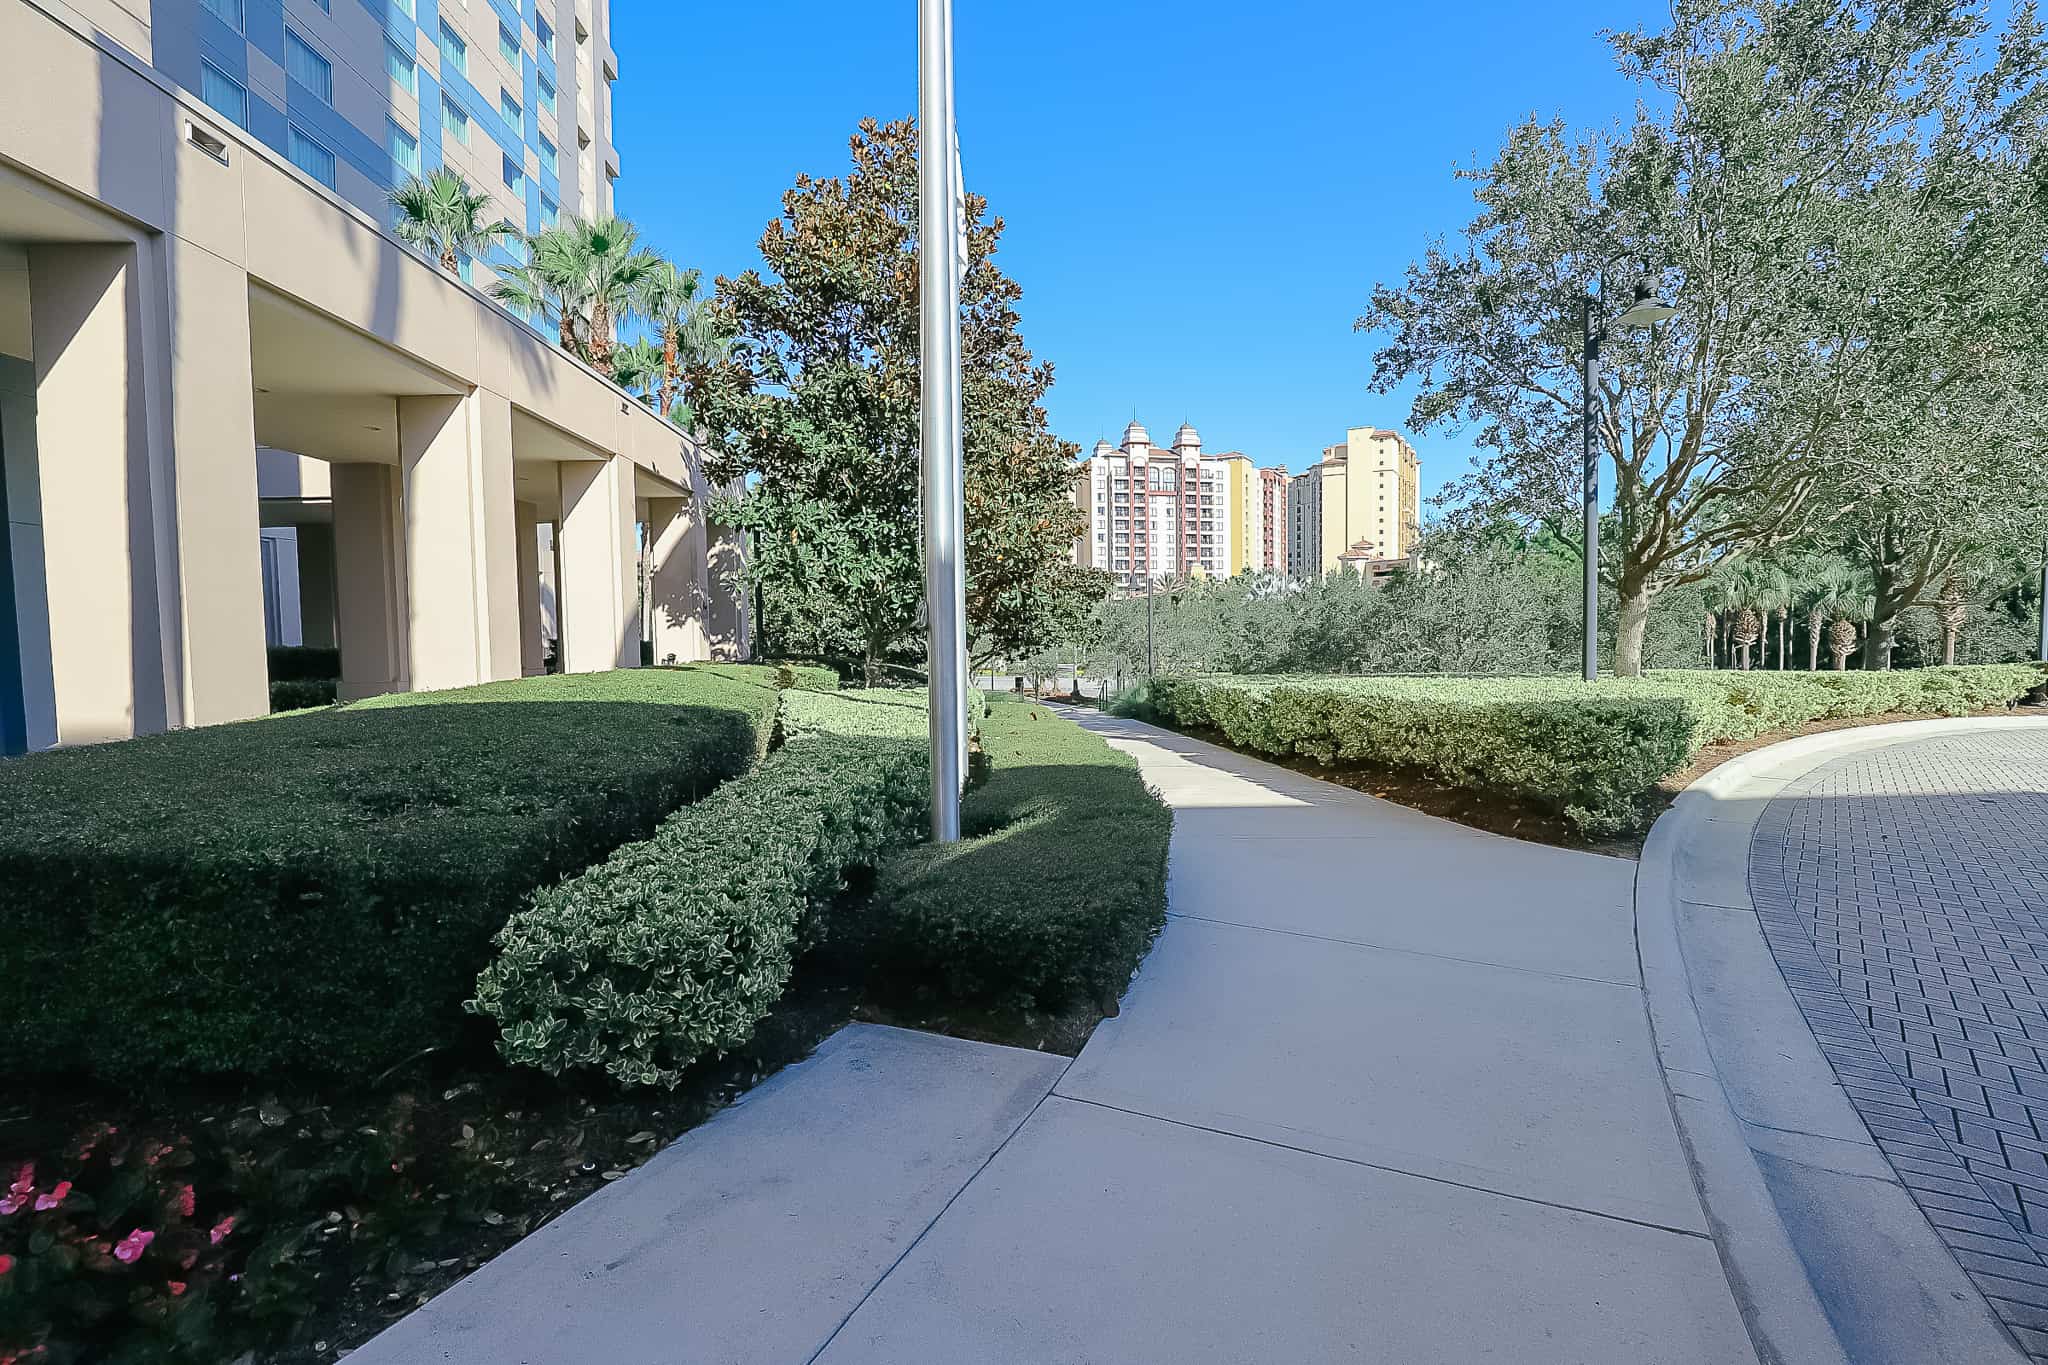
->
1613;279;1679;329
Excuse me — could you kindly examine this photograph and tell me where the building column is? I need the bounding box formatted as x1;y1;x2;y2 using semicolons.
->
0;351;50;754
705;520;749;661
646;495;705;665
557;456;637;673
296;522;337;650
399;390;520;692
27;242;168;745
513;499;544;676
165;240;269;726
330;463;407;700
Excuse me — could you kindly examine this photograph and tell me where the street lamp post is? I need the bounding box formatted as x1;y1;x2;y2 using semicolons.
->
1580;279;1678;681
1146;574;1156;680
2038;530;2048;662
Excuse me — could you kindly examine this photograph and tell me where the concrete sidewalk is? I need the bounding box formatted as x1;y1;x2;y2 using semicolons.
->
355;712;1758;1364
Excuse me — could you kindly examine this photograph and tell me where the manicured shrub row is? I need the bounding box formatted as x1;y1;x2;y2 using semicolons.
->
868;699;1171;1010
0;667;783;1086
1635;665;2045;745
266;646;341;682
269;677;338;712
475;689;931;1089
1149;665;2044;834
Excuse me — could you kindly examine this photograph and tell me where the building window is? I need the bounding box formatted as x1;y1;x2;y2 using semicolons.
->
537;72;556;114
394;0;414;14
287;127;336;187
503;153;525;195
200;0;243;31
442;96;470;146
539;193;558;228
499;23;521;64
285;29;333;103
389;120;419;177
536;11;554;50
439;22;467;77
501;91;521;128
539;133;556;174
200;61;247;128
387;41;417;97
457;253;475;284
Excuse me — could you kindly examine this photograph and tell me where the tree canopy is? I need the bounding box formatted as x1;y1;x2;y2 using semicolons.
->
1364;0;2048;674
694;118;1085;681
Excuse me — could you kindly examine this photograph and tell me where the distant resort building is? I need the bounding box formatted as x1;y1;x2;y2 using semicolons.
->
1286;427;1422;579
1072;419;1290;588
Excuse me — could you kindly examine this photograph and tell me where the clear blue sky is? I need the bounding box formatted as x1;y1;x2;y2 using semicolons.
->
612;1;1662;497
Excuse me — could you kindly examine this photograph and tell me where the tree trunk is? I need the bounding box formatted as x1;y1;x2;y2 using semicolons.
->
1939;571;1965;667
590;299;614;370
1807;608;1823;670
1777;609;1789;669
1614;584;1652;678
1704;612;1717;668
441;248;460;273
1830;619;1856;670
658;327;680;417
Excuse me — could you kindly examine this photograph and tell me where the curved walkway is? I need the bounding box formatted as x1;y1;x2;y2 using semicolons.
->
805;712;1755;1363
356;709;1760;1364
1752;729;2048;1359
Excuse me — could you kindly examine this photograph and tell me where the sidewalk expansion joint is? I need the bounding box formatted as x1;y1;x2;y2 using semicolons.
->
1053;1092;1715;1244
1164;911;1643;992
801;1049;1079;1365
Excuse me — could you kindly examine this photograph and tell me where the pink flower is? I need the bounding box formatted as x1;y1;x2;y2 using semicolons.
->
166;1280;187;1297
6;1164;32;1195
174;1185;195;1218
0;1253;14;1275
33;1181;71;1212
209;1216;236;1245
113;1228;155;1263
0;1193;24;1216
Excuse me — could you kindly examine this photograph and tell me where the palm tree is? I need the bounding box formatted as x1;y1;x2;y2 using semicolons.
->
492;226;592;355
1827;588;1875;671
610;339;664;406
493;217;660;373
387;169;515;274
1702;566;1744;669
636;261;708;417
1733;605;1762;670
1752;565;1795;670
1802;560;1857;670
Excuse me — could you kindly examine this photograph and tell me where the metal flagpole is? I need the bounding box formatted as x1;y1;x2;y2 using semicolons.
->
920;0;966;842
1581;291;1601;683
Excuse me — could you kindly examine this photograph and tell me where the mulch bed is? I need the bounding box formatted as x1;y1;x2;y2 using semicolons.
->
2;935;1103;1364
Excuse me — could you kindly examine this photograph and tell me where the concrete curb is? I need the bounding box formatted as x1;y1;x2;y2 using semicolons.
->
1638;716;2048;1365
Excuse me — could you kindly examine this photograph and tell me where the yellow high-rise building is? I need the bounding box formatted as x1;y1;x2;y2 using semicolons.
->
1288;427;1420;577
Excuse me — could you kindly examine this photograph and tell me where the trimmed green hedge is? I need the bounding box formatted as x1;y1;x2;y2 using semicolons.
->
269;677;338;712
869;699;1171;1010
475;688;931;1089
266;646;340;682
0;667;782;1086
1149;665;2044;835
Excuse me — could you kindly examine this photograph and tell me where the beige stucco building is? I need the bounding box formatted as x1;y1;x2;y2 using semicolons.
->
0;0;746;754
1287;426;1421;578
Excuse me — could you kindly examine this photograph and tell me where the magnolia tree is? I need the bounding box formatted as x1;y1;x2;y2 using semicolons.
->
1363;0;2048;674
694;119;1084;683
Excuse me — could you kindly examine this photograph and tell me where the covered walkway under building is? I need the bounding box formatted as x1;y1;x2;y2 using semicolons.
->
0;1;747;753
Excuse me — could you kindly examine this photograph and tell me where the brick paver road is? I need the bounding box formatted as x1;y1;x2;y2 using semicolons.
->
1751;730;2048;1360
